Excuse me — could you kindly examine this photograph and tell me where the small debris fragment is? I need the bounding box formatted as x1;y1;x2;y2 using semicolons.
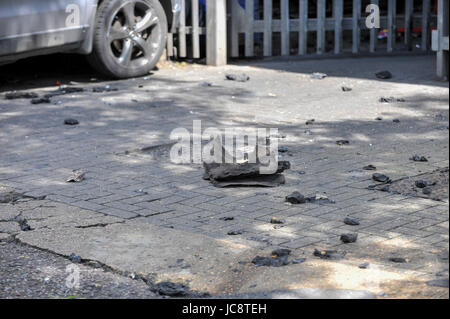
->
270;217;285;224
252;255;289;267
375;71;392;79
220;217;234;221
359;262;370;269
15;217;32;231
251;249;291;267
372;173;391;183
286;192;334;205
286;192;306;204
363;165;377;171
336;140;350;146
271;249;291;257
410;155;428;162
379;97;405;103
66;170;85;183
313;249;346;260
344;217;360;226
305;119;315;125
311;72;327;79
64;119;79;126
393;119;401;123
225;74;250;82
415;180;428;189
278;146;289;153
389;257;407;263
341;87;352;92
422;188;433;195
340;233;358;243
227;230;242;236
150;282;190;297
69;253;82;263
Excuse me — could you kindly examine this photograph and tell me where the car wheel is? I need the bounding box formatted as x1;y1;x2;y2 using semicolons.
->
88;0;167;78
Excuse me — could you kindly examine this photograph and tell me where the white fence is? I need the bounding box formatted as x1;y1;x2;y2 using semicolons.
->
167;0;440;62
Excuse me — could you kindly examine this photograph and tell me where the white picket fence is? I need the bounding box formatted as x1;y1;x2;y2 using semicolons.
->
167;0;206;59
167;0;439;61
229;0;436;57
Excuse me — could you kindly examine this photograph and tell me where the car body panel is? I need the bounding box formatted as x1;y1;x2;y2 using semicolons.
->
0;0;89;57
0;0;180;64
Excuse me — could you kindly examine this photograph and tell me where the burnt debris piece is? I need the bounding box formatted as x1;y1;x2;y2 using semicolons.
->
372;173;391;184
379;97;405;103
344;217;360;226
336;140;350;146
225;74;250;82
270;217;285;224
64;119;79;126
340;233;358;243
415;180;428;189
389;257;407;263
341;86;352;92
251;249;291;267
313;249;346;260
410;155;428;162
150;282;190;297
286;192;335;205
15;216;32;231
363;165;377;171
375;71;392;79
69;253;82;264
203;161;290;188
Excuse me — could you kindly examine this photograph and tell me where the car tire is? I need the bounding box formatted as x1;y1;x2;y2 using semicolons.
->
88;0;167;78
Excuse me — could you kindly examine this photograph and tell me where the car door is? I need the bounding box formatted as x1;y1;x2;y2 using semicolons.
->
0;0;88;57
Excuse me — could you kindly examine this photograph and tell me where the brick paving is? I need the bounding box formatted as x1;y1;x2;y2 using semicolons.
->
0;55;448;283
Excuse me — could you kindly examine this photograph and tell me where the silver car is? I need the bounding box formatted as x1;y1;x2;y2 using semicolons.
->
0;0;181;78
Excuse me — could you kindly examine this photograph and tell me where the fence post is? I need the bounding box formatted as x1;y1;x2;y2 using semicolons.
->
404;0;414;50
437;0;449;79
206;0;227;65
264;0;273;56
387;0;396;52
334;0;343;54
299;0;308;55
245;0;254;57
317;0;326;54
369;0;379;53
352;0;361;54
422;0;431;51
281;0;290;56
179;0;187;57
